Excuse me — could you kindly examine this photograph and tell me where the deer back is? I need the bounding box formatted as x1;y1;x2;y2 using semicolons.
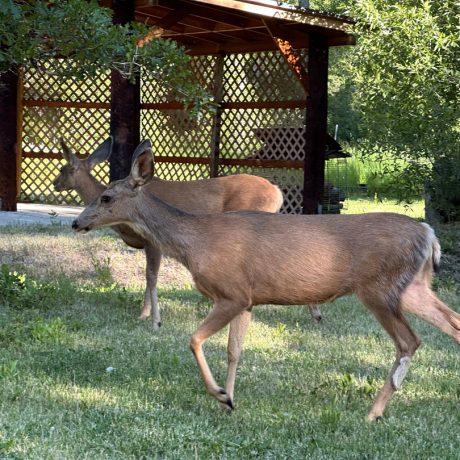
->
145;174;283;214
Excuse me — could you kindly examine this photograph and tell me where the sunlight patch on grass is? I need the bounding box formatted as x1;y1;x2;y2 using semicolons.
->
50;383;121;408
343;197;424;219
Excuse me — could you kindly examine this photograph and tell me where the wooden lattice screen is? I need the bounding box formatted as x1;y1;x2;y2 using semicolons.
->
20;52;346;212
21;62;111;205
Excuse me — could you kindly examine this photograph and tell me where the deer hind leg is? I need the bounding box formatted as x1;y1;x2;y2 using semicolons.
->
308;304;322;323
401;273;460;345
225;308;253;402
139;244;162;330
358;293;421;421
190;299;246;409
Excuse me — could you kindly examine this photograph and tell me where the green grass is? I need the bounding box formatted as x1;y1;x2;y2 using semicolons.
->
343;196;425;219
0;201;459;459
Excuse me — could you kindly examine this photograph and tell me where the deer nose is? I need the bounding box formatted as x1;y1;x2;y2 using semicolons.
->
71;220;79;230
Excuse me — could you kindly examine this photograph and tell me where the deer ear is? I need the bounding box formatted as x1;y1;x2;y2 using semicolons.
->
131;139;152;163
87;137;112;170
130;143;154;187
59;138;78;166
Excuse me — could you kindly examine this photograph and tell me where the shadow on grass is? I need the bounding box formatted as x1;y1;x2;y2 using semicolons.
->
2;285;459;460
2;276;459;418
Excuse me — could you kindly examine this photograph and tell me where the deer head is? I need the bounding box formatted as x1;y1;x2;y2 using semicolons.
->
53;137;113;192
72;140;154;233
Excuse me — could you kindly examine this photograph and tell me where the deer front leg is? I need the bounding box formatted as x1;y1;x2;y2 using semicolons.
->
190;299;245;409
225;308;253;403
308;304;322;323
139;244;162;330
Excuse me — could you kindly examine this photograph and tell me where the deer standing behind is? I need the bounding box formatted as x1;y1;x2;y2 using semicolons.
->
72;145;460;421
53;138;323;328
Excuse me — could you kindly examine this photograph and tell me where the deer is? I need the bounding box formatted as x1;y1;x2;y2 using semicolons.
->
53;138;323;328
72;143;460;421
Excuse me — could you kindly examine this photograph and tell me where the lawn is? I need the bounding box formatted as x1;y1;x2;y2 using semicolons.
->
0;199;459;459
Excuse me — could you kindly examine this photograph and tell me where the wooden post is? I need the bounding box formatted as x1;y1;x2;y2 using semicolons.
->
110;0;141;182
210;54;225;178
302;34;328;214
16;69;24;199
0;70;19;211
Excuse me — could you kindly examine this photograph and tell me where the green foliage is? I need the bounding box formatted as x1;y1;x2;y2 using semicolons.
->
0;437;14;456
275;321;287;337
296;0;460;213
348;0;460;202
426;151;460;222
0;359;18;380
319;404;342;429
0;263;75;310
31;317;68;343
90;255;115;287
0;0;209;107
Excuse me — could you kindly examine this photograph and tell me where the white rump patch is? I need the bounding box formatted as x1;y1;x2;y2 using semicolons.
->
392;356;411;390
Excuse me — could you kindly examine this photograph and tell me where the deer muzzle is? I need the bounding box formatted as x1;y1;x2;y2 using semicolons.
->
72;219;91;233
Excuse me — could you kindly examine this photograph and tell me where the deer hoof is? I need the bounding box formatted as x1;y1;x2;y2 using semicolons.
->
367;412;383;422
152;321;162;331
215;388;234;410
219;400;234;412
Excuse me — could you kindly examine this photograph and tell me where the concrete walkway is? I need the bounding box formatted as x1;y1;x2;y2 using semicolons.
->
0;203;83;226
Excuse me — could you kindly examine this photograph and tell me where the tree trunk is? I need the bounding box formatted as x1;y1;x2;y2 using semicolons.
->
109;0;141;182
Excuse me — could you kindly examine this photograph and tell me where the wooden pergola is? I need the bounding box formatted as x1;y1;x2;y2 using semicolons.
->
0;0;355;213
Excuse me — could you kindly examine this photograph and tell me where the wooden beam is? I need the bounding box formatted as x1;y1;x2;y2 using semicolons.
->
141;100;306;110
189;0;355;32
110;0;141;182
152;155;305;169
23;100;111;109
152;4;193;29
302;34;328;214
264;19;309;95
176;34;352;55
0;70;20;211
182;39;281;55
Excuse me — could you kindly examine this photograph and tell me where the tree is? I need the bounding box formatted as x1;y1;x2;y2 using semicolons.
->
0;0;208;107
307;0;459;218
349;1;459;210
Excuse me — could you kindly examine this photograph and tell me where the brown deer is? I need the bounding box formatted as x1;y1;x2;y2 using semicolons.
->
53;139;322;327
72;144;460;421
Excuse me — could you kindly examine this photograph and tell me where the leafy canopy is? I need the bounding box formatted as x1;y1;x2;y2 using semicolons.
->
0;0;209;107
306;0;459;210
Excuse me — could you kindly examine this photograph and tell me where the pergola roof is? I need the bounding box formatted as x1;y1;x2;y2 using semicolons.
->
131;0;355;55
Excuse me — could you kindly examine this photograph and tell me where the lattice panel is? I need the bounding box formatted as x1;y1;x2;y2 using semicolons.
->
21;61;111;204
21;157;74;205
153;162;210;182
141;108;213;181
142;55;217;104
219;108;305;161
22;107;110;154
224;51;306;103
142;55;216;178
21;157;109;206
18;51;345;214
23;61;110;102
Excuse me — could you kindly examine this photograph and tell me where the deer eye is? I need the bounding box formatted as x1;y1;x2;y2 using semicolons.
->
101;195;111;203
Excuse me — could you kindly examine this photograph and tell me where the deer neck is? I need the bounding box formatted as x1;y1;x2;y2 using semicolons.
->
75;173;107;205
130;190;197;267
